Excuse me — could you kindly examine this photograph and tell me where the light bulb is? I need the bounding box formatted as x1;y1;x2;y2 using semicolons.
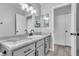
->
31;9;37;15
29;6;34;11
31;10;34;14
24;4;28;9
26;7;30;12
33;9;36;14
43;16;48;20
21;6;25;10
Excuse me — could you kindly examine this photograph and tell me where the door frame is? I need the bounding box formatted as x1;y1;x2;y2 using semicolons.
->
52;3;77;56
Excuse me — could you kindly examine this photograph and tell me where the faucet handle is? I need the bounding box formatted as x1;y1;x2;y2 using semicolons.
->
25;29;27;31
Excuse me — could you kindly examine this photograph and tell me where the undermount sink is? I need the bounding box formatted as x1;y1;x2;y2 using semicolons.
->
1;35;43;45
3;38;26;44
27;35;43;40
5;39;20;42
2;39;27;46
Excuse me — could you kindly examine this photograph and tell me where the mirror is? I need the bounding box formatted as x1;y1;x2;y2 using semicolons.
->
34;16;41;28
34;13;49;28
15;13;26;35
42;13;49;27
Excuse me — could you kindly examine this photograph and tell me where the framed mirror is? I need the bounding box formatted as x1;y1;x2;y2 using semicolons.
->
34;16;41;28
34;13;49;28
43;13;49;27
40;13;49;28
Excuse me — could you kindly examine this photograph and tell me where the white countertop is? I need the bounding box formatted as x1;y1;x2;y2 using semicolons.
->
0;34;50;51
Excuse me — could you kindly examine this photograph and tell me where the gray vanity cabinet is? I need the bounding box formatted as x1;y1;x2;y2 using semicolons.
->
0;35;51;56
3;35;51;56
44;36;50;55
36;36;50;56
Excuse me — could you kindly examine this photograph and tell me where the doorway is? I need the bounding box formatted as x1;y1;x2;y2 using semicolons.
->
52;4;72;56
54;5;71;46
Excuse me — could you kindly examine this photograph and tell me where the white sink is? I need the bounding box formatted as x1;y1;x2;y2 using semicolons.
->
1;35;43;47
28;35;42;38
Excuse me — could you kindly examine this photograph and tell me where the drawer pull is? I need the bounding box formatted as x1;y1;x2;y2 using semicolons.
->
24;49;31;53
36;51;39;56
2;50;7;55
25;50;34;56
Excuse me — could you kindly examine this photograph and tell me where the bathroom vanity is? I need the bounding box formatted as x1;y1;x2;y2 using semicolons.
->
0;34;51;56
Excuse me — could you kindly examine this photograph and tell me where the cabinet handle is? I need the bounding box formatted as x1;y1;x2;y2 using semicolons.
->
24;49;31;53
36;51;39;56
16;31;18;33
25;29;27;31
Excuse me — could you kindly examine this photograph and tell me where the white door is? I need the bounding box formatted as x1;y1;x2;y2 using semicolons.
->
54;14;66;45
65;14;71;46
71;4;77;56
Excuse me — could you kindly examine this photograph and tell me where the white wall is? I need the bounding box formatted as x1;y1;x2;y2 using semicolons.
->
0;3;41;37
0;3;26;37
40;3;61;34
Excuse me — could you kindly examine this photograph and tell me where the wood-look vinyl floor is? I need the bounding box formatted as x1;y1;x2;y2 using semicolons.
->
47;44;71;56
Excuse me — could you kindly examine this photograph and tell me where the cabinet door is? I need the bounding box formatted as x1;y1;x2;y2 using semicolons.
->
37;39;44;48
45;41;49;54
36;44;44;56
45;37;50;55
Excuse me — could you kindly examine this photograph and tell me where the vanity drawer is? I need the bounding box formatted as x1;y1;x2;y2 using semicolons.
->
13;43;35;56
37;39;44;48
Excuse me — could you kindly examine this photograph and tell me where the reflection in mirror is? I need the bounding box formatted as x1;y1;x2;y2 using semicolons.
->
15;13;26;35
34;13;49;28
43;13;49;27
40;13;49;27
34;16;40;28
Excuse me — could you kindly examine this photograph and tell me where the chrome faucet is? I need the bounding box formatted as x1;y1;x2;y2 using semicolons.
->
29;29;34;36
25;29;28;35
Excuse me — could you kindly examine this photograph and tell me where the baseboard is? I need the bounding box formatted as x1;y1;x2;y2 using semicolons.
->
54;43;71;47
48;44;71;52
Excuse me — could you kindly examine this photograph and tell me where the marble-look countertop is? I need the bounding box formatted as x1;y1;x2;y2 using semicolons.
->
0;34;50;51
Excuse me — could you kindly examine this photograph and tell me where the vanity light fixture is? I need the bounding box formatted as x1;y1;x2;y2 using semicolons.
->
26;7;30;12
29;6;33;11
31;9;37;15
19;3;37;15
43;13;49;20
43;16;49;20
